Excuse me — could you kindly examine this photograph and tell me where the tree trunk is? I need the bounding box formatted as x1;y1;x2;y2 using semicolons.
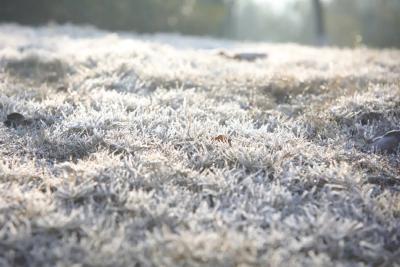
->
312;0;327;46
222;0;235;38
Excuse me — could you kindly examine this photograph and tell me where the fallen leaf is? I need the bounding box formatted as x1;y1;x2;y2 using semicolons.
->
211;135;232;146
359;112;382;125
7;112;25;121
4;112;25;127
4;112;34;128
56;85;68;92
371;130;400;154
366;176;400;187
218;51;268;62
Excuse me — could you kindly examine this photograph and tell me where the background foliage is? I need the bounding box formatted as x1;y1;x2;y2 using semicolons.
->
0;0;399;48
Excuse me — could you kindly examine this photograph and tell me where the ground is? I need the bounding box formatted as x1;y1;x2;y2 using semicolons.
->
0;24;400;267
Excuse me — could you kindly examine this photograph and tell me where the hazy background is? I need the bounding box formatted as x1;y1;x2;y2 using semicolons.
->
0;0;399;48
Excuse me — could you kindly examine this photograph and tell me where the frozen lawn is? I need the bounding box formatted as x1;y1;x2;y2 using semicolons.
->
0;24;400;267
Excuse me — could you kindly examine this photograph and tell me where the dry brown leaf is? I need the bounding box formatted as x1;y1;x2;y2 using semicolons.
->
218;51;268;62
211;135;232;146
56;85;69;92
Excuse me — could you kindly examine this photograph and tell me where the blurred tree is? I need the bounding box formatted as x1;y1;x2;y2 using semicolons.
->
0;0;399;48
235;0;314;44
325;0;400;48
325;0;362;47
359;0;400;48
312;0;327;45
0;0;226;36
221;0;236;38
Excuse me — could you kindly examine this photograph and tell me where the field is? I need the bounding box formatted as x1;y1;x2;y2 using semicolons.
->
0;24;400;267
